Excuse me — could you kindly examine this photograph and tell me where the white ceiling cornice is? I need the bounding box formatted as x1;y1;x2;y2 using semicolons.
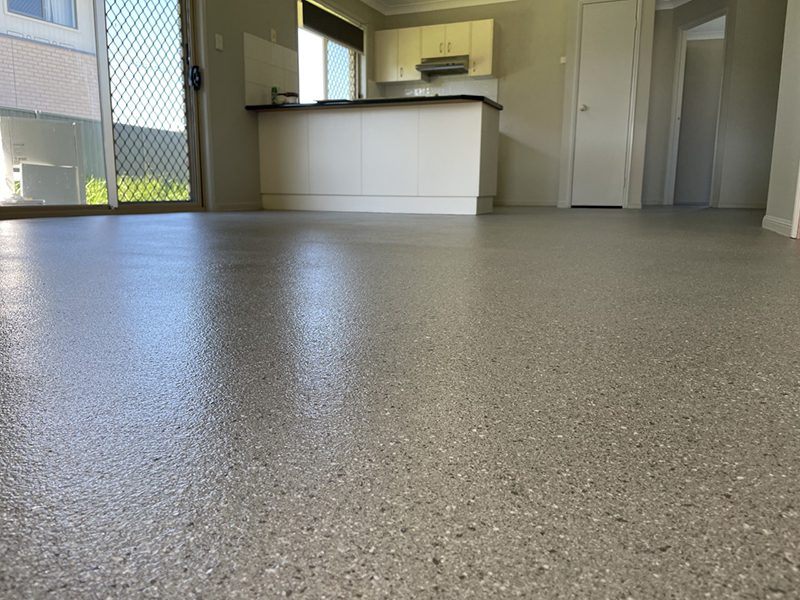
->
361;0;518;17
656;0;694;10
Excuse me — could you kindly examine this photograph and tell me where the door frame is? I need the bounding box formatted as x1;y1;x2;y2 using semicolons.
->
663;9;728;207
559;0;645;209
0;0;205;219
793;163;800;237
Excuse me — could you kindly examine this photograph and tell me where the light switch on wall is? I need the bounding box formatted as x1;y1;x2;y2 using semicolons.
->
215;33;224;51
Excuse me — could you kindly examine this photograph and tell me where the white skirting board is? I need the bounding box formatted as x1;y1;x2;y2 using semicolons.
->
262;195;494;215
762;215;796;238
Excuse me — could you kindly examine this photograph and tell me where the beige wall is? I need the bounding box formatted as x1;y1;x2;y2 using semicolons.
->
200;0;384;211
643;0;788;208
764;0;800;237
383;1;568;206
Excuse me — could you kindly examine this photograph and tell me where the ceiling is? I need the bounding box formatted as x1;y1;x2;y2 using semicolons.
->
686;15;726;39
655;0;694;9
363;0;696;17
361;0;516;16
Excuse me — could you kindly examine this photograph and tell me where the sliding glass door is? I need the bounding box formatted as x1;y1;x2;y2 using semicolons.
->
0;0;200;212
0;0;107;208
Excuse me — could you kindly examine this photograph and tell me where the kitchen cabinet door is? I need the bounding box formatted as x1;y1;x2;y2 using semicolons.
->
374;29;399;82
421;25;446;57
398;27;422;81
444;22;471;56
469;19;494;76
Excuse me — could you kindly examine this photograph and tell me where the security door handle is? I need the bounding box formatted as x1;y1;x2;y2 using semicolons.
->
190;65;202;91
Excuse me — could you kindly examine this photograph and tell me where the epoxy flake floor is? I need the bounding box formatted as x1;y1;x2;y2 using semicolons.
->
1;208;799;599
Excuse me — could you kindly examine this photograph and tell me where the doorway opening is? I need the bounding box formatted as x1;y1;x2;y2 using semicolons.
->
665;14;727;208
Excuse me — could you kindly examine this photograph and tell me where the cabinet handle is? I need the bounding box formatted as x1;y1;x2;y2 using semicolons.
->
439;42;443;54
447;42;451;53
400;66;403;78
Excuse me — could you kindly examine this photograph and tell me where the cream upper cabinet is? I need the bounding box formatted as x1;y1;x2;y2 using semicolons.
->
470;19;494;76
376;20;493;80
374;29;398;83
444;22;471;56
398;28;422;81
421;25;446;58
421;22;471;57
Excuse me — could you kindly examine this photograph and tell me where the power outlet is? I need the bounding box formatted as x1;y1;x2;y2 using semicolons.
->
270;29;277;43
215;33;224;51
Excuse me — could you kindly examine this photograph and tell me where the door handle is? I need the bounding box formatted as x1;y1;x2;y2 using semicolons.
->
189;65;202;91
579;104;589;112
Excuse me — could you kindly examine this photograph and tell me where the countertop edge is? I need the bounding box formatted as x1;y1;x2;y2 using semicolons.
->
246;95;503;112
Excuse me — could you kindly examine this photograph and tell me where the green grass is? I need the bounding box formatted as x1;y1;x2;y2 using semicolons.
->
85;177;109;205
85;176;190;205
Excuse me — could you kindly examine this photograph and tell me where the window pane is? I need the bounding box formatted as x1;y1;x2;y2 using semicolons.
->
326;39;355;100
44;0;76;28
8;0;44;20
298;28;325;104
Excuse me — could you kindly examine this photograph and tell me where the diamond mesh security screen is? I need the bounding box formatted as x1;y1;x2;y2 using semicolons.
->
326;40;356;101
105;0;191;202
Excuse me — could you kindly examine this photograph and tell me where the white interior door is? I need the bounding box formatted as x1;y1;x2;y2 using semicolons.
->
571;0;637;207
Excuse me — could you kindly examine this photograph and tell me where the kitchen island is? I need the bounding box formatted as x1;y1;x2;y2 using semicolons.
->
246;95;502;215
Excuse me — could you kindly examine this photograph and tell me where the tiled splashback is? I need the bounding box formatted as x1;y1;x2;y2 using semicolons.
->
244;33;299;105
378;76;499;103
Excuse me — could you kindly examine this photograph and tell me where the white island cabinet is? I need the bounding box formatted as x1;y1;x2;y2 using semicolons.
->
248;96;502;215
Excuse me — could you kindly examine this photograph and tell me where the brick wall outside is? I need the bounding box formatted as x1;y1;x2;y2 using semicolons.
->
0;35;101;121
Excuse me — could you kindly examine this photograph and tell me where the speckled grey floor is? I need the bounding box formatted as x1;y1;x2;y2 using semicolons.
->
1;208;799;599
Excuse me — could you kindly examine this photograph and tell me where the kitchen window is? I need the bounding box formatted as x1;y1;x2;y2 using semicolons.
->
297;0;362;103
8;0;77;28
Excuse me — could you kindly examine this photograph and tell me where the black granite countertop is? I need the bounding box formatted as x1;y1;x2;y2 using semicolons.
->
246;95;503;112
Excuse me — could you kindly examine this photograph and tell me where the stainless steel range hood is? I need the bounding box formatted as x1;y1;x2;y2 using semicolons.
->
415;55;469;76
